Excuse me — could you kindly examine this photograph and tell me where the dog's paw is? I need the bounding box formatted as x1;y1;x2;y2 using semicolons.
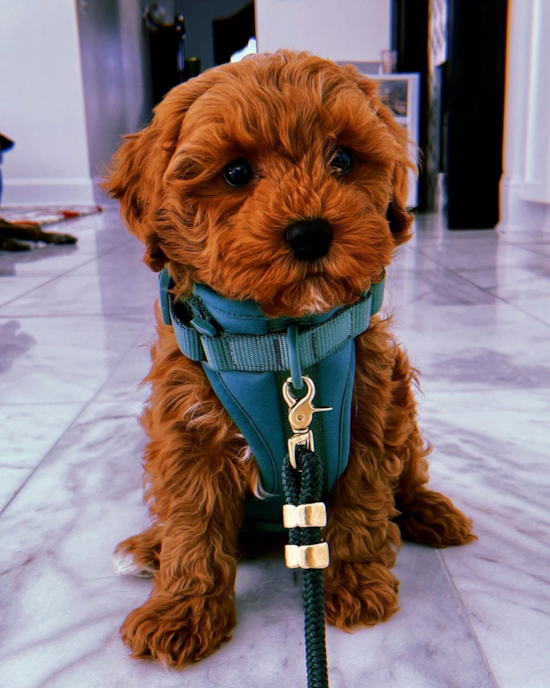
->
324;561;400;630
113;550;155;578
396;489;477;548
121;593;236;667
114;526;162;577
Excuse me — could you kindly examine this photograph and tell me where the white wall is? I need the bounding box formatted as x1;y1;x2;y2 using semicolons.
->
255;0;391;62
0;0;94;206
498;0;550;234
0;0;153;207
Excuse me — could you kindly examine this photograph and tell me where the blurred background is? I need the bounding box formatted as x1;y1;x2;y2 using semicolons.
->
1;0;549;234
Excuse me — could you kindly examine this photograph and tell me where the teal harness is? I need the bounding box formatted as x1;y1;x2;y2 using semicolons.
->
159;269;385;529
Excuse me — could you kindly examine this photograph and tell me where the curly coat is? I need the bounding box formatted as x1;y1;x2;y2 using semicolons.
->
105;51;475;668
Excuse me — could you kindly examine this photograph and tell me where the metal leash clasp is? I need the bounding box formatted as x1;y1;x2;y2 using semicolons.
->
283;376;332;469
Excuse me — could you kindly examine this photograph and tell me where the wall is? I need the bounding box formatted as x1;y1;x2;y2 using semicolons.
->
0;0;153;207
255;0;391;62
0;0;94;206
498;0;550;234
77;0;153;185
77;0;127;185
119;0;154;133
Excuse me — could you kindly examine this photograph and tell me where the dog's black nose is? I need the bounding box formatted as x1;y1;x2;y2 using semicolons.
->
285;219;333;262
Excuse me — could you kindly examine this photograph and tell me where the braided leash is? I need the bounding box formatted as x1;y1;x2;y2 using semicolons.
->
283;445;330;688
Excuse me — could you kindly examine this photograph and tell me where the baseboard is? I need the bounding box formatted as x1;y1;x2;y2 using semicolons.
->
1;177;95;207
92;176;111;206
497;175;549;235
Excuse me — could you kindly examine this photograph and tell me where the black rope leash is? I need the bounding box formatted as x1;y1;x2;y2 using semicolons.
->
283;445;329;688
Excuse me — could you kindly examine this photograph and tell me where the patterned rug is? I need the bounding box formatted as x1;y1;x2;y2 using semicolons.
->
0;205;102;227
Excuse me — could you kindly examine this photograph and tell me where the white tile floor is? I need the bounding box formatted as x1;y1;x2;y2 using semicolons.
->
1;207;549;688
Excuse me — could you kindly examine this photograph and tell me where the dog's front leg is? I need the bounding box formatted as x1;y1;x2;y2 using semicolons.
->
322;324;405;629
121;443;245;668
323;443;401;630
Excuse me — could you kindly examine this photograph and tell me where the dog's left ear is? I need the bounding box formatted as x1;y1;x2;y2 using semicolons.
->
341;66;416;245
384;153;415;246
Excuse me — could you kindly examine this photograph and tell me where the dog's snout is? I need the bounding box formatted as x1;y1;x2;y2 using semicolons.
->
285;219;333;262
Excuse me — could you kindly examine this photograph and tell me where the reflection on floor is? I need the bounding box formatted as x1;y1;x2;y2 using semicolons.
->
1;207;549;688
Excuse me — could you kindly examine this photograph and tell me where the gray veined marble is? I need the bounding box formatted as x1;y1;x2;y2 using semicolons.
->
0;403;86;510
1;208;549;687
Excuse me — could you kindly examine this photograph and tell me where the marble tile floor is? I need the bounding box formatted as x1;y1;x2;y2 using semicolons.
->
0;207;549;687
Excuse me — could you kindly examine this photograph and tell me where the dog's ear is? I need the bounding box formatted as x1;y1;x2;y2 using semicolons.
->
341;66;416;245
383;146;416;245
377;105;416;246
103;72;220;271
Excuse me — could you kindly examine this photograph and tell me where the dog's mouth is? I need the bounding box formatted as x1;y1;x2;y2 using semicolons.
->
202;221;387;319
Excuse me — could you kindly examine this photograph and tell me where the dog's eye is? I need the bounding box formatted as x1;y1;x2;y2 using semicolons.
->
222;158;254;188
330;147;354;175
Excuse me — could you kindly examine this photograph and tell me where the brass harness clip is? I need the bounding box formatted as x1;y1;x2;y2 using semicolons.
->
282;376;332;470
283;375;331;570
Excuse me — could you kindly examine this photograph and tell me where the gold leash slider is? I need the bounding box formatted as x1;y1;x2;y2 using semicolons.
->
285;543;330;569
283;502;327;529
282;376;332;469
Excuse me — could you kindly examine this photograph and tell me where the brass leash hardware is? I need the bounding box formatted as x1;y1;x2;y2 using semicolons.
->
285;542;330;569
282;376;332;470
283;502;327;529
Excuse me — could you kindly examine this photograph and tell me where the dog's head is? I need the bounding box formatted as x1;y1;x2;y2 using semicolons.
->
106;51;415;317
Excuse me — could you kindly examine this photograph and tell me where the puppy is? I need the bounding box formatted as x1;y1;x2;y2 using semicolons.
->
106;50;475;668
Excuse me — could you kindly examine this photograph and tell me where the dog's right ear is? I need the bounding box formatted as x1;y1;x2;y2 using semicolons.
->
103;72;220;271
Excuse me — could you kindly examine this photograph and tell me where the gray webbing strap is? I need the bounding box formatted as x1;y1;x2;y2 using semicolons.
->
164;276;385;373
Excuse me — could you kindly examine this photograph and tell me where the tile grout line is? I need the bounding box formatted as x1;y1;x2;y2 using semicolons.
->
0;313;154;320
505;241;550;257
0;326;149;519
436;550;500;688
408;243;550;330
0;401;95;406
0;236;133;310
448;269;550;329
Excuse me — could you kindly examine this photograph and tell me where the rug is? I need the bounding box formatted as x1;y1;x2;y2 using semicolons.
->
0;205;102;227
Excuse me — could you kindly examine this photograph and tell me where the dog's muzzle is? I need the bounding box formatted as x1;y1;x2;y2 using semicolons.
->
285;219;333;262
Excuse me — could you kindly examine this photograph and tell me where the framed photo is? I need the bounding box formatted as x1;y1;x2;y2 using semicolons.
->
375;79;409;117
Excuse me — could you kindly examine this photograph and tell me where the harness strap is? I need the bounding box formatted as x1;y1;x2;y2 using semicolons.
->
160;269;385;373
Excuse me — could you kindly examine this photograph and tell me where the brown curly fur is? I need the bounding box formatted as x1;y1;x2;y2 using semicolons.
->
105;51;475;668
